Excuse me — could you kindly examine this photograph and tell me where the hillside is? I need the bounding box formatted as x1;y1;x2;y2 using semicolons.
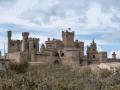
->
0;64;120;90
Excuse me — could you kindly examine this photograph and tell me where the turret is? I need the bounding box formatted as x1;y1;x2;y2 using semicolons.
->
48;38;50;41
8;31;12;40
90;40;97;50
87;40;98;60
7;31;12;53
40;44;45;52
22;32;29;40
112;52;116;60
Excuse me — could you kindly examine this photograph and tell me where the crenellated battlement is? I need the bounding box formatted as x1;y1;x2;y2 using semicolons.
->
12;40;22;42
22;32;29;36
78;41;84;45
62;30;74;37
62;28;75;47
7;29;117;65
29;38;40;41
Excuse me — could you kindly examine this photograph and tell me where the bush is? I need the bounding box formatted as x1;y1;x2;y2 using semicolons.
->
104;85;120;90
8;62;29;73
0;64;120;90
98;69;112;78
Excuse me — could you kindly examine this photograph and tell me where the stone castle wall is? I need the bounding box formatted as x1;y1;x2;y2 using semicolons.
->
6;52;21;63
6;29;119;65
62;48;80;66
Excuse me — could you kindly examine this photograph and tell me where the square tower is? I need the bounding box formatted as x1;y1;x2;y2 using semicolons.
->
62;28;74;48
22;32;29;52
87;40;98;64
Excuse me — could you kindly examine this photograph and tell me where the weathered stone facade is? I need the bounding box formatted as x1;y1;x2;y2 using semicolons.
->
6;28;119;65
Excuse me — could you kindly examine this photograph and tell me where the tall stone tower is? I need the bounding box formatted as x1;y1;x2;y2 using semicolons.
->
112;52;116;60
62;28;80;66
79;42;84;59
7;31;12;53
29;38;39;61
62;28;74;47
22;32;29;52
74;40;84;59
87;40;98;61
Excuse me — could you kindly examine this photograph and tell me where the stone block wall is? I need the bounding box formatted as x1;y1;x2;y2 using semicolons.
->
62;48;80;66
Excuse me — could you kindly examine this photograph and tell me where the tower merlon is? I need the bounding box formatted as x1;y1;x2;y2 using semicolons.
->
22;32;29;36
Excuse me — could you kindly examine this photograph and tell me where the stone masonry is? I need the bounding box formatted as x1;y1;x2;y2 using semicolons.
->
6;28;119;65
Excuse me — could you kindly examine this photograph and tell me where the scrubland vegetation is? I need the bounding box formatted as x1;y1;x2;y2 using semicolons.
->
0;64;120;90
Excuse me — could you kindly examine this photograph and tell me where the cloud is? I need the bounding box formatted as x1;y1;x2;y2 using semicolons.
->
0;0;120;57
0;0;119;30
0;0;16;7
96;0;120;12
84;3;113;29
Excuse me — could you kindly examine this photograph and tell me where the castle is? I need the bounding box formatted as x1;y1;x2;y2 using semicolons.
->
6;28;119;66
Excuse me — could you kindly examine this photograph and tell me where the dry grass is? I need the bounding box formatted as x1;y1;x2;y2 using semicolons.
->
0;64;120;90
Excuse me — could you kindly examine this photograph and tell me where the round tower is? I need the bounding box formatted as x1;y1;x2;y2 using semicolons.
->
7;31;12;53
8;31;12;40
